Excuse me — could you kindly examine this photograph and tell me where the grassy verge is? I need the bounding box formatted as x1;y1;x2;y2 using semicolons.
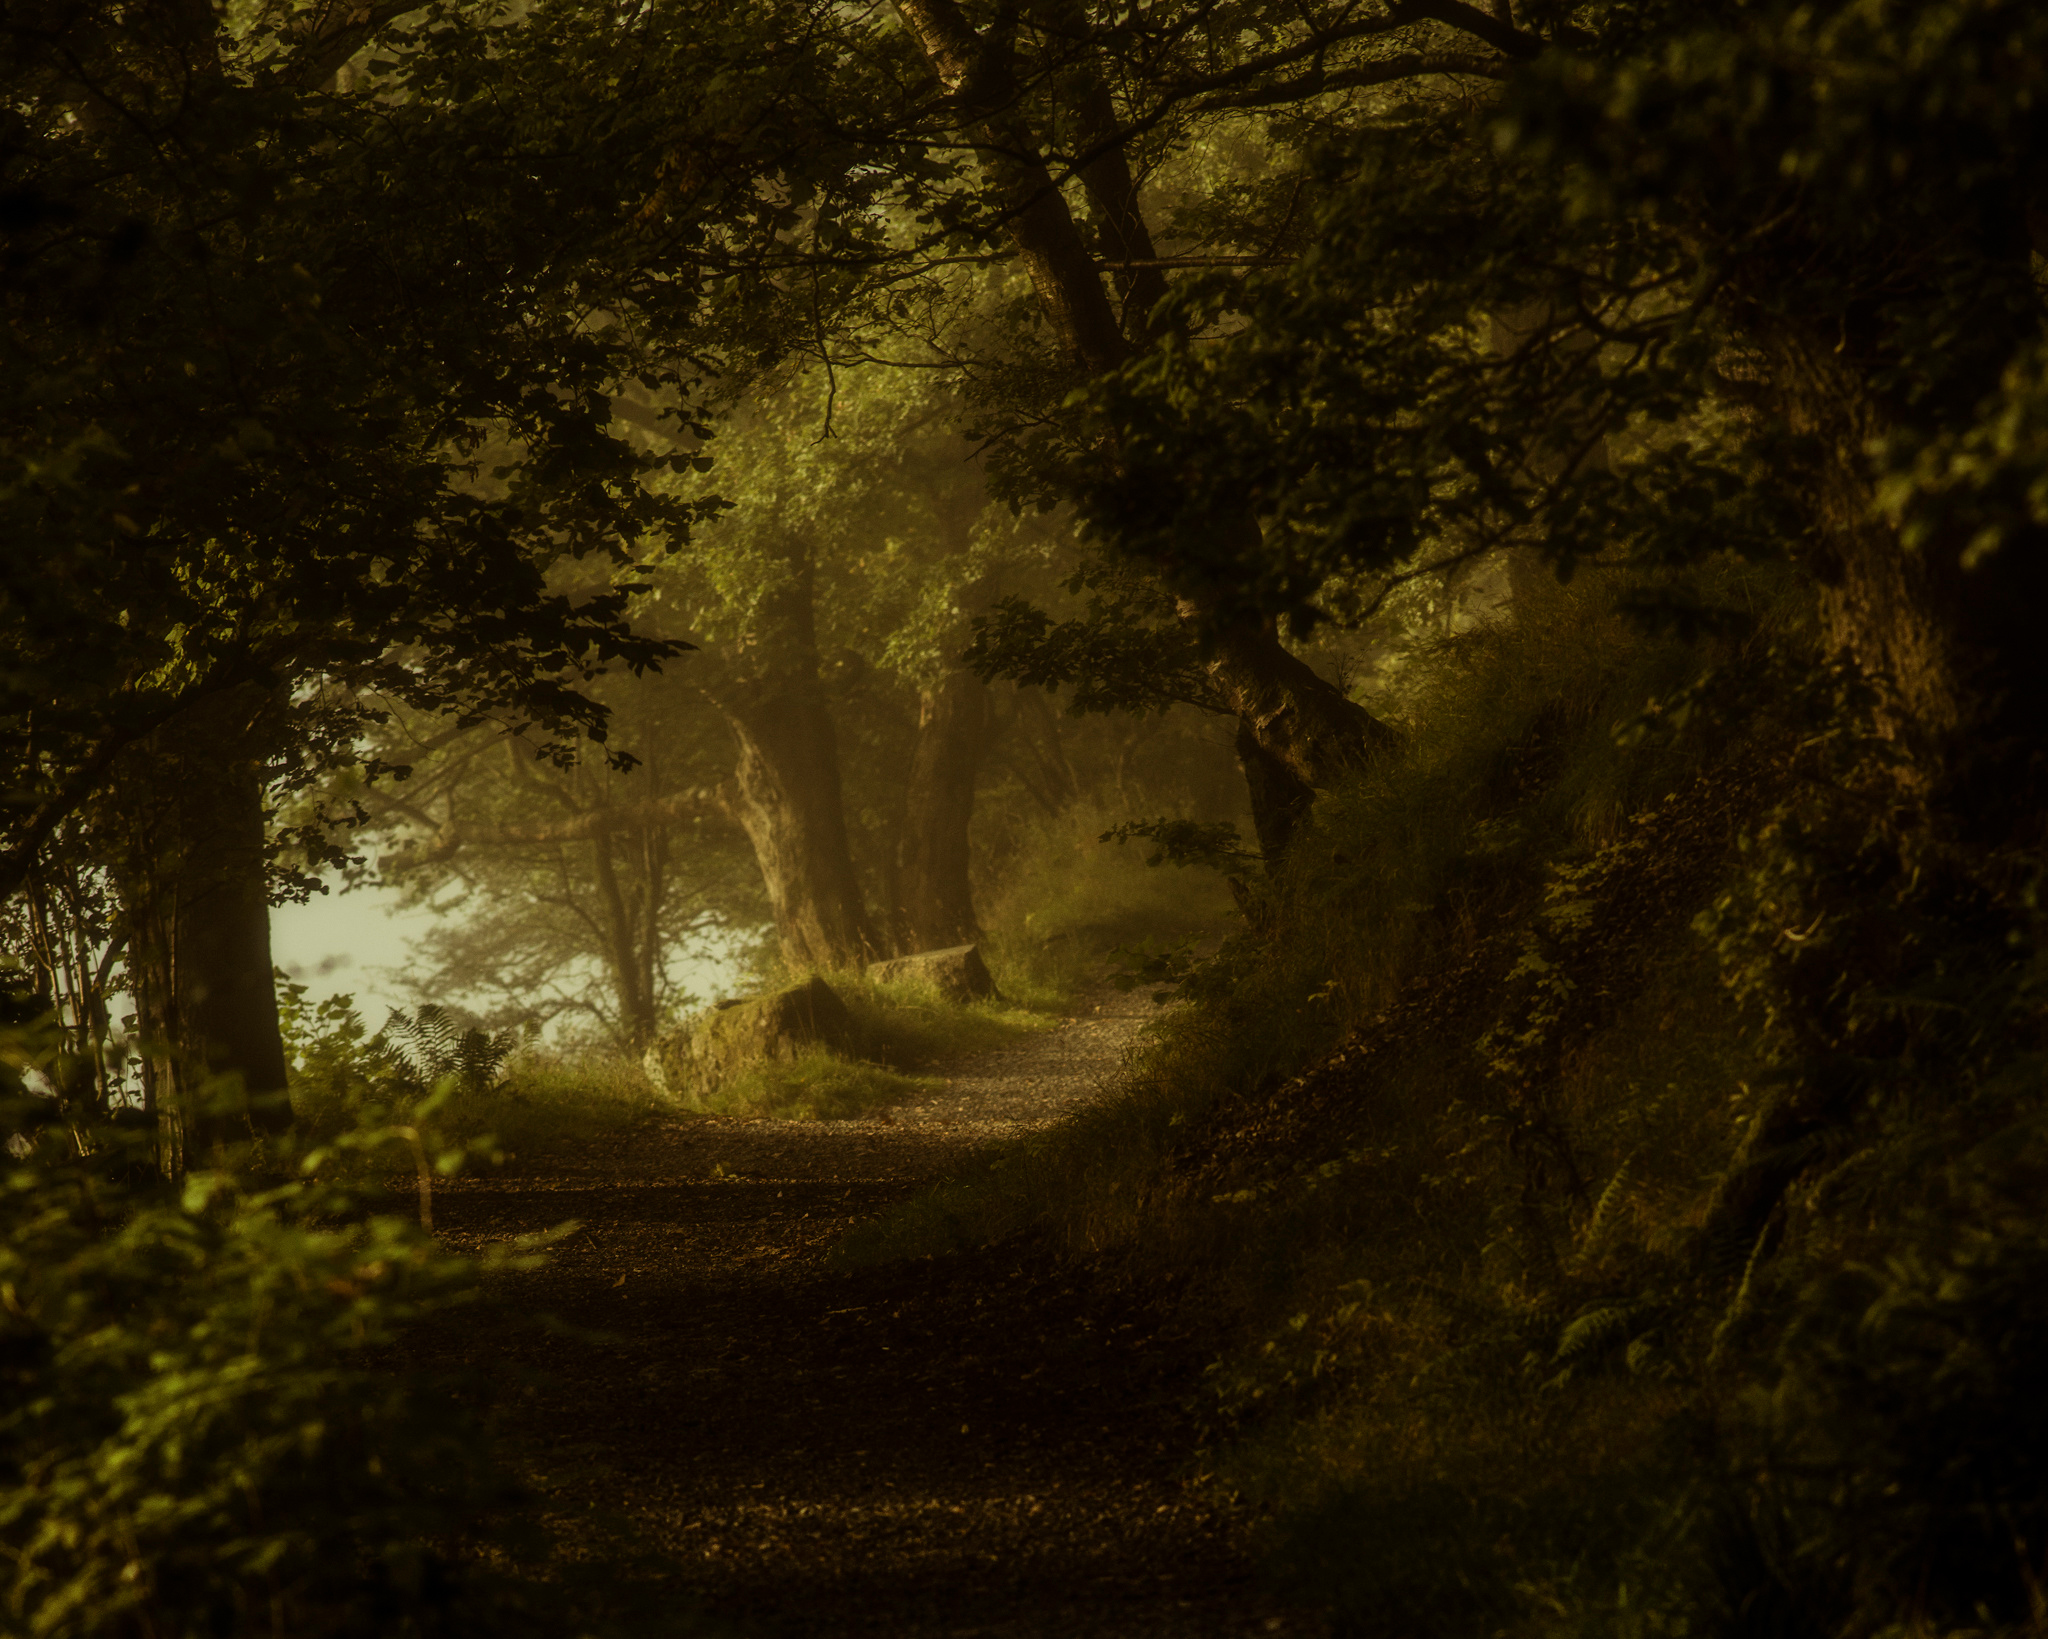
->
691;1046;942;1120
282;990;676;1164
668;976;1056;1122
426;1049;670;1156
690;790;1240;1123
844;566;1773;1267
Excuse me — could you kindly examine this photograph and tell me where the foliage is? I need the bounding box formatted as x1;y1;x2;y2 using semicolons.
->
0;1038;553;1638
0;0;750;900
697;1046;941;1122
833;559;2048;1634
962;580;1221;717
1722;1123;2048;1635
278;983;664;1160
979;800;1241;1002
1074;0;2048;689
378;1007;518;1101
1099;818;1255;872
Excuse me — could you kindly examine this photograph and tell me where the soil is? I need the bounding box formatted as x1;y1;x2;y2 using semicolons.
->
426;989;1327;1639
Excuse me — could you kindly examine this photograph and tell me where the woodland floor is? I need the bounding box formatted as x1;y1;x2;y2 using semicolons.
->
425;988;1328;1639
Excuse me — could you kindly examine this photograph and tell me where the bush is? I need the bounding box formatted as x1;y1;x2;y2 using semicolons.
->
978;800;1237;1002
279;983;670;1161
0;1049;550;1637
1724;1125;2048;1636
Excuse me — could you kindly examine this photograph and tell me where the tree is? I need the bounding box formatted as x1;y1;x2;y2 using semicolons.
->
885;0;1407;852
1057;0;2048;812
638;361;1067;968
523;0;1555;853
0;0;745;1150
345;666;761;1052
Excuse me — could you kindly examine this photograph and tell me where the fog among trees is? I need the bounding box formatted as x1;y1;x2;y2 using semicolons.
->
6;0;2048;1633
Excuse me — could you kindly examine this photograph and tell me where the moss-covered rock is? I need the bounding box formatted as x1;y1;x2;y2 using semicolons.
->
864;943;996;1002
643;975;854;1100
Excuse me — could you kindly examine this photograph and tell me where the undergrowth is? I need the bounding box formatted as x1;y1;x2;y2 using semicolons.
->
0;1025;568;1638
667;975;1052;1121
837;563;2048;1636
979;800;1237;1002
281;985;669;1162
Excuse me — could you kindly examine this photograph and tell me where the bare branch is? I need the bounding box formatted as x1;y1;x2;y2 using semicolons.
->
390;788;728;867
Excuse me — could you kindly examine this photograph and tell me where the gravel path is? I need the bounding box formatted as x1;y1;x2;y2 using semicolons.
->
426;988;1324;1638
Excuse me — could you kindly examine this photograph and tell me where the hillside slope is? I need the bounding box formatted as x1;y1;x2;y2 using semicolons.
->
853;571;2048;1638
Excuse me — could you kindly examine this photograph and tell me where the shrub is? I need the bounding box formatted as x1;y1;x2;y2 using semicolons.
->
1724;1124;2048;1637
0;1050;550;1638
977;800;1237;1002
279;982;670;1161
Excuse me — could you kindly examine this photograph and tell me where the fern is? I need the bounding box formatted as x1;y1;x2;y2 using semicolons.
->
1549;1299;1660;1386
1707;1217;1780;1367
375;1005;513;1097
1573;1154;1638;1267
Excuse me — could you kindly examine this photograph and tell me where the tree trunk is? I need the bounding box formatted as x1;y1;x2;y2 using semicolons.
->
900;669;991;949
1011;686;1081;814
110;686;292;1165
591;827;664;1052
720;691;877;970
1754;312;2048;805
703;555;878;972
896;0;1394;853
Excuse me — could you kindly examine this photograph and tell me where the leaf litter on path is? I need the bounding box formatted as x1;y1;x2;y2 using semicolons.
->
423;989;1327;1638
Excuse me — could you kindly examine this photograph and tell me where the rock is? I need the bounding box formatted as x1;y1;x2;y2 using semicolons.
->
864;943;997;1002
643;975;854;1100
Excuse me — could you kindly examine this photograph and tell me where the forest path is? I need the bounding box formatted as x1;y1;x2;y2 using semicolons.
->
430;988;1321;1638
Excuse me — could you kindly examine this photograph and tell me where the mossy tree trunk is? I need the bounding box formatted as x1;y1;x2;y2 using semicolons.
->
705;554;879;972
110;686;292;1166
1773;338;2048;775
1728;221;2048;815
899;668;990;950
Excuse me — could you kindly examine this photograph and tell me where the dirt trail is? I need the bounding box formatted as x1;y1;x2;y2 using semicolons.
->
428;990;1323;1638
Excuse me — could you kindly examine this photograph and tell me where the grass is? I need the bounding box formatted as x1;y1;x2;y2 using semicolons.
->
977;801;1239;1004
692;1046;942;1120
426;1049;670;1157
287;1041;674;1175
664;974;1057;1122
685;786;1242;1124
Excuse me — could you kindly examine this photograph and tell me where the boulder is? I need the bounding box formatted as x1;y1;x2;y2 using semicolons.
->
864;943;997;1003
643;975;854;1100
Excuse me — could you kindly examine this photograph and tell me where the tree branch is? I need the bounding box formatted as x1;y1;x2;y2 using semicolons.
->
391;788;725;867
282;0;423;90
1195;50;1509;111
0;671;254;905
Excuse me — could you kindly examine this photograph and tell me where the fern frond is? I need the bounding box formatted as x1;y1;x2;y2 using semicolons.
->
1548;1299;1661;1387
1576;1154;1637;1260
372;1005;510;1094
